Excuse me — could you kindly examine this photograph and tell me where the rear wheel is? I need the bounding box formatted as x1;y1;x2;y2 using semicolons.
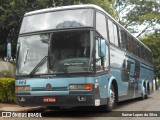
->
141;86;146;100
145;86;149;99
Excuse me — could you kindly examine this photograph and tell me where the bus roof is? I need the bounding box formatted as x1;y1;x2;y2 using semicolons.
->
25;4;103;16
25;4;151;51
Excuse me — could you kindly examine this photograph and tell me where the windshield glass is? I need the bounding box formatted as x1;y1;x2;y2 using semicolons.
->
20;9;93;34
49;30;94;74
16;34;49;75
16;30;94;75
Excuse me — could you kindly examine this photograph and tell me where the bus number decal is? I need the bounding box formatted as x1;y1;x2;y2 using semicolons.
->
18;80;26;85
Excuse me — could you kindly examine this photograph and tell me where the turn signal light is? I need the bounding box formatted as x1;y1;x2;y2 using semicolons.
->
69;84;92;90
85;84;92;90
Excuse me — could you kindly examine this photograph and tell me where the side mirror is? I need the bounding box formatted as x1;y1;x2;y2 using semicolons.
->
98;39;106;57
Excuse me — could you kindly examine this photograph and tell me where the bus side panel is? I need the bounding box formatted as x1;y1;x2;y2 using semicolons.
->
140;63;154;94
109;46;129;100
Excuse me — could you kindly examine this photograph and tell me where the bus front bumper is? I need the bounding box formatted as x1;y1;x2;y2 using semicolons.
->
16;94;96;107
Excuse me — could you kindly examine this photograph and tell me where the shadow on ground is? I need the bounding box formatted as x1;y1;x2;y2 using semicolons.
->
37;97;152;117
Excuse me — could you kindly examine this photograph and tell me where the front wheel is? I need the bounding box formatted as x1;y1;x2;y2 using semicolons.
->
100;85;116;112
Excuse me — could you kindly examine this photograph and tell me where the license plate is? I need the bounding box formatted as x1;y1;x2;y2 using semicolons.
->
43;97;56;102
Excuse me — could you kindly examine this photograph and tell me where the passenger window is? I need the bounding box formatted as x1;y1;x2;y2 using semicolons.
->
113;24;119;46
127;35;135;54
127;35;132;52
141;46;145;59
119;28;127;50
131;38;135;54
135;41;140;57
96;12;107;40
108;20;114;44
108;19;119;47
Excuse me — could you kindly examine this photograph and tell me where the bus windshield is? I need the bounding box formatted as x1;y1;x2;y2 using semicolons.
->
16;30;94;75
16;34;49;75
49;30;93;74
20;9;93;34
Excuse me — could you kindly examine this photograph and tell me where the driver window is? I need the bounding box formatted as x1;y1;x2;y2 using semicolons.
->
104;45;109;70
96;37;109;72
96;38;103;71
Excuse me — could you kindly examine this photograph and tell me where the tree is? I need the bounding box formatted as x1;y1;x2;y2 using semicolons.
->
54;0;117;18
141;32;160;79
0;0;55;58
115;0;160;78
115;0;160;38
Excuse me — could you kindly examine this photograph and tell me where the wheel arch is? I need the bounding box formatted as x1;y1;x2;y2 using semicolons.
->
141;80;146;92
141;79;149;99
141;80;149;91
108;76;118;103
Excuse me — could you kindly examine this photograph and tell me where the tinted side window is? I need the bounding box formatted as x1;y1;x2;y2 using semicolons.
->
128;35;136;54
131;37;135;54
119;29;127;50
127;35;132;53
149;51;152;63
141;46;145;59
135;41;140;57
113;24;119;46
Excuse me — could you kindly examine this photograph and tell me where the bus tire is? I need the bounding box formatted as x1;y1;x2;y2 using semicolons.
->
145;92;148;99
100;84;115;112
141;86;146;100
145;87;149;99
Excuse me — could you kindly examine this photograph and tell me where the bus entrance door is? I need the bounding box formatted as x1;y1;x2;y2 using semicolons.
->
127;59;136;98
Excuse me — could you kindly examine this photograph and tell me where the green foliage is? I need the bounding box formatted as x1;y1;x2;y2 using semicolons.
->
116;0;160;76
88;0;118;18
0;0;56;58
116;0;160;37
0;78;15;102
141;32;160;79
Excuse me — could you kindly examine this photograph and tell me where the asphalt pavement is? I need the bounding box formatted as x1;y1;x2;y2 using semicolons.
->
0;103;46;112
0;90;159;112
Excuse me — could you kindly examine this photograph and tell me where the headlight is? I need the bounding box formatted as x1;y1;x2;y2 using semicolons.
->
69;84;92;90
15;86;30;92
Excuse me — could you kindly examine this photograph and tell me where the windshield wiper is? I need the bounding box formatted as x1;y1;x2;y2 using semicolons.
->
29;56;48;77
